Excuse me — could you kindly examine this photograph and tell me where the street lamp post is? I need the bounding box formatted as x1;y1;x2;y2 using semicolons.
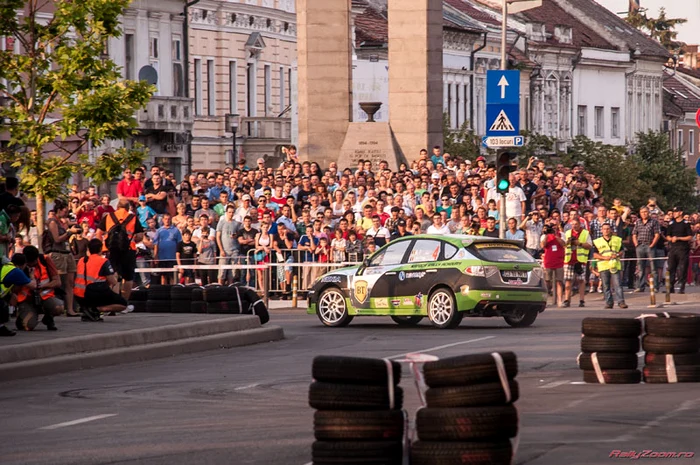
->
225;113;240;166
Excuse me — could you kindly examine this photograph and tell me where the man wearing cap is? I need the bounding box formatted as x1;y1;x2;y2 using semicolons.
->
666;207;693;294
234;195;256;223
390;219;412;241
474;156;487;173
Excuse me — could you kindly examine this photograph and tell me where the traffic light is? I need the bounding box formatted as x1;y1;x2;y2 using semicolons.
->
496;151;517;194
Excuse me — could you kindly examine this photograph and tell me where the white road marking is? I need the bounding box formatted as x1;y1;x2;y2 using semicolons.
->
39;414;118;430
386;336;496;360
234;383;261;391
539;380;571;389
570;381;587;385
614;398;700;442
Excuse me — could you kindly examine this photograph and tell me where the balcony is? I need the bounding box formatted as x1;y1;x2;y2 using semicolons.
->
241;117;292;140
138;96;194;133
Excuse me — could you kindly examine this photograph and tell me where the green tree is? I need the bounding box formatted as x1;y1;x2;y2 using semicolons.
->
631;131;699;211
513;130;559;162
442;113;482;161
625;7;687;55
0;0;153;243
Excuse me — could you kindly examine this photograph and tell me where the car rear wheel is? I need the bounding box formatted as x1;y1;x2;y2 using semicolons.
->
390;316;424;326
427;289;462;329
317;287;353;327
503;308;538;328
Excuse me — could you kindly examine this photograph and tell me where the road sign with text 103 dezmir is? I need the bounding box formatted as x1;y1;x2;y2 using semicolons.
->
486;70;520;138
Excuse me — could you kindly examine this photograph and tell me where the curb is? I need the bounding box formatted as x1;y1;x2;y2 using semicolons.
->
0;325;284;382
0;315;262;365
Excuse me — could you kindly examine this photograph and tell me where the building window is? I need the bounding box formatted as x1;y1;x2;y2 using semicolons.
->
288;68;292;107
229;61;237;114
690;130;695;155
594;106;604;138
207;59;215;116
279;66;285;112
678;129;683;152
247;62;256;117
150;37;158;59
577;105;587;136
264;64;271;116
194;58;202;115
172;38;183;97
611;107;620;138
125;33;134;80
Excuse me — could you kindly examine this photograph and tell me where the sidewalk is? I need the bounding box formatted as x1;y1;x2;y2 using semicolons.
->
0;314;284;381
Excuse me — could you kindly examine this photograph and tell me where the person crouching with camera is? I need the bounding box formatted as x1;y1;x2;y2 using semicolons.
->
14;246;64;331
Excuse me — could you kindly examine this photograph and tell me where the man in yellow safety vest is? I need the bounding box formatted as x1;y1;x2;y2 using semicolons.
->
593;223;628;309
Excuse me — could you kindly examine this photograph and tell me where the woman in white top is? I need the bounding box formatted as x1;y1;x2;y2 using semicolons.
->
331;189;346;219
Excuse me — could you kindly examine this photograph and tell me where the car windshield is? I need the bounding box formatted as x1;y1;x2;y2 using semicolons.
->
467;242;535;263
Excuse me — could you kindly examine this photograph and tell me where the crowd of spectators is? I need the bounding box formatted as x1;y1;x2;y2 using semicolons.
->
0;144;699;308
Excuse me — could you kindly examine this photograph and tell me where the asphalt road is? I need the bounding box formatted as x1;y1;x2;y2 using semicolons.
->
2;298;700;465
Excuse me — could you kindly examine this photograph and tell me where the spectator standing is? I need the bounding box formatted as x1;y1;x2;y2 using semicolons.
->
482;217;499;238
45;199;81;317
632;207;660;292
540;221;566;306
0;204;21;258
563;219;592;307
238;216;258;286
145;173;168;219
666;207;693;294
365;216;391;248
505;218;525;241
196;227;218;285
427;213;450;235
593;224;628;309
216;205;242;285
176;229;197;284
137;195;157;228
520;211;544;258
499;174;526;222
153;213;182;285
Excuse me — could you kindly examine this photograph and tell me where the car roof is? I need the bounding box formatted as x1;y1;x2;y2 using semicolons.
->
391;234;524;248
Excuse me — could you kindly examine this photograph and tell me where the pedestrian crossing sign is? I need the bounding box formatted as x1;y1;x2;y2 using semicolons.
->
486;104;519;137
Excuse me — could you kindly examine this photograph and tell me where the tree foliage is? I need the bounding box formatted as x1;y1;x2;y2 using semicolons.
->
625;7;687;55
442;113;482;161
565;133;699;211
0;0;153;239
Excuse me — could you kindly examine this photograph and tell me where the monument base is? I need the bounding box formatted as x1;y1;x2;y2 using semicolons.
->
337;122;406;172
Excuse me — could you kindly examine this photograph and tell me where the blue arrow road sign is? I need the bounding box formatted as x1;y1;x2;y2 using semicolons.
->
486;104;520;138
486;70;520;104
696;157;700;177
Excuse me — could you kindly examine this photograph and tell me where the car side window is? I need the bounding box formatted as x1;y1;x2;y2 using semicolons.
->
369;240;411;267
407;240;442;263
444;243;458;260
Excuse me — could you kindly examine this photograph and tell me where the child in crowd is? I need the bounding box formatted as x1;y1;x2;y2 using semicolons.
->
487;199;500;222
137;195;157;228
330;228;347;263
176;229;197;284
346;230;363;262
196;227;218;285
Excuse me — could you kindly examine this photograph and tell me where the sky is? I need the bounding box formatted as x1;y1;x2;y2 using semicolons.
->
595;0;700;44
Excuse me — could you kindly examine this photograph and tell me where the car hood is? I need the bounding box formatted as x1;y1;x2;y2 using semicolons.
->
323;265;360;277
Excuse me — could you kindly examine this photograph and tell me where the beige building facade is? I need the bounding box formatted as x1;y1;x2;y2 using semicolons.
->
188;0;296;171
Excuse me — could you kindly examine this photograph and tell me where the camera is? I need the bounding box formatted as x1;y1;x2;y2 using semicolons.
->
543;225;554;235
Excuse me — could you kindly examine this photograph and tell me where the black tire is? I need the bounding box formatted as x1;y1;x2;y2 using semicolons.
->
312;441;402;465
416;406;518;441
316;287;353;327
170;300;190;313
309;382;403;411
131;301;147;313
643;365;700;383
237;287;269;324
642;335;700;354
425;381;519;408
191;287;204;302
582;318;642;337
148;285;172;301
146;300;171;313
645;316;700;338
170;284;195;301
410;441;513;465
582;369;641;384
427;288;462;329
503;308;538;328
314;410;404;441
577;352;638;370
580;336;640;353
313;356;401;386
644;352;700;366
129;289;148;302
390;316;424;326
190;301;207;314
206;301;231;314
203;285;230;303
423;352;517;388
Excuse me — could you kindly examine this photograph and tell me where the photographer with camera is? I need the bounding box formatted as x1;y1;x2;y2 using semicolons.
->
563;219;592;307
519;210;544;258
14;246;63;331
540;220;566;307
45;199;82;317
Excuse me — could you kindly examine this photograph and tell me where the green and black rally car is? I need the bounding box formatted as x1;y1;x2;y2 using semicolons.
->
307;234;547;329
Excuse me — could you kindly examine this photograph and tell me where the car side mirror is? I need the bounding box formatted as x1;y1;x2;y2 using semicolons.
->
363;256;371;267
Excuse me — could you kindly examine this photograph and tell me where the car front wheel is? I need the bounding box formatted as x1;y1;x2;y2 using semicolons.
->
503;308;538;328
317;287;354;327
427;289;462;329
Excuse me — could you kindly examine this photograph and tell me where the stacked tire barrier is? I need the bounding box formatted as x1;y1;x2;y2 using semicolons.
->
578;318;642;384
126;284;269;324
309;356;405;465
411;352;519;465
642;313;700;383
